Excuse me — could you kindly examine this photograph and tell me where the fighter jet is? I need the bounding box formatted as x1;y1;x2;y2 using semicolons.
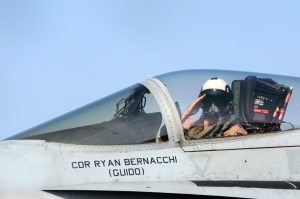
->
1;69;300;199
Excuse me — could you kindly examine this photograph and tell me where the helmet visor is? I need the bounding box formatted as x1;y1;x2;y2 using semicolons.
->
202;95;228;107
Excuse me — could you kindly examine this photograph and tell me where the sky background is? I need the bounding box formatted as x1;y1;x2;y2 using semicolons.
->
1;1;300;140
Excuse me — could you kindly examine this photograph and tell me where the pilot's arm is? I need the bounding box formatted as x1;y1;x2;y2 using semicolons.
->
181;94;206;130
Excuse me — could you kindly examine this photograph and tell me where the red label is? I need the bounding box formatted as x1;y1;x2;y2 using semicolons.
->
254;109;269;114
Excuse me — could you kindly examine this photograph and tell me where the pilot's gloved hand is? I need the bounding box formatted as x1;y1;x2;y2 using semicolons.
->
181;94;206;120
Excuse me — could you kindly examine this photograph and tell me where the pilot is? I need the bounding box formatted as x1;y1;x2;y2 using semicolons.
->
181;77;244;139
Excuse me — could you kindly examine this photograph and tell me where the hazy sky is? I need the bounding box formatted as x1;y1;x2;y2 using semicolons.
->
1;1;300;140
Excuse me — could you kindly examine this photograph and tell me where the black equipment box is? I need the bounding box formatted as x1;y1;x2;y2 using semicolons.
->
232;76;292;124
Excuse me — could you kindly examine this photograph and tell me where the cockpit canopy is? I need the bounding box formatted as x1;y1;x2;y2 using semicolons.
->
6;70;300;145
7;84;166;145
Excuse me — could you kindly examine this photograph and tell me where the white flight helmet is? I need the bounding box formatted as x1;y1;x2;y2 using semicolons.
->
199;77;232;108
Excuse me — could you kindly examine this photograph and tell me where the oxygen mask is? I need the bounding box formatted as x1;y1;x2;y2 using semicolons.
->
209;103;219;113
